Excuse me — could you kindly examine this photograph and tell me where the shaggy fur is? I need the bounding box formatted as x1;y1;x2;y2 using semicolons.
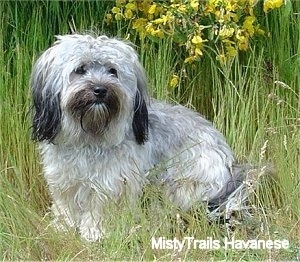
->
31;34;254;242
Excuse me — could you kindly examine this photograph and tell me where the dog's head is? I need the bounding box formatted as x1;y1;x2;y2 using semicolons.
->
31;34;148;145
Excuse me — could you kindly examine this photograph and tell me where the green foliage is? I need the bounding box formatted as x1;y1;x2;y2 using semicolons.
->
0;0;299;260
106;0;284;63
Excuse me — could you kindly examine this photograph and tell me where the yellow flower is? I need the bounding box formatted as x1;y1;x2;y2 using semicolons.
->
148;4;156;14
170;74;179;88
145;23;164;38
153;13;174;25
263;0;283;12
105;13;112;24
108;0;271;61
178;4;187;13
137;1;151;13
115;13;123;21
132;18;148;30
112;5;125;20
219;26;235;38
243;16;256;36
225;44;237;57
190;34;207;57
190;0;199;11
155;29;164;38
214;10;222;21
184;56;197;63
125;2;137;11
125;9;133;19
194;47;203;56
145;23;155;34
154;17;166;25
112;6;121;14
225;1;238;12
191;35;204;45
236;29;249;50
238;40;248;51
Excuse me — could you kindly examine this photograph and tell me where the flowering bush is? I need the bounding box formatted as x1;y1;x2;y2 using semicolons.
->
106;0;283;64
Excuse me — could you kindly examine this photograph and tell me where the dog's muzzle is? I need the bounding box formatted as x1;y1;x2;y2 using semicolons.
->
67;82;121;135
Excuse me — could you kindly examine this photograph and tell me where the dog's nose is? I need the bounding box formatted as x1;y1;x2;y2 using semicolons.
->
93;86;108;99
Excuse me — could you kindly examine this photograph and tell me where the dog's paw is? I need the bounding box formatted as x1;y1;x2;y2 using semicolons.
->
79;226;103;242
50;216;76;233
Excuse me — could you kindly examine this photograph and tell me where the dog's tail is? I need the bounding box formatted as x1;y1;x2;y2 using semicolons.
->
207;164;275;221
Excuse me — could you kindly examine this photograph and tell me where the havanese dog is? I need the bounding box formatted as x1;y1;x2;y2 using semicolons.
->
31;34;266;242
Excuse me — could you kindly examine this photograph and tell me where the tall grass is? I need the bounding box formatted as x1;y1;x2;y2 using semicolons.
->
0;1;299;260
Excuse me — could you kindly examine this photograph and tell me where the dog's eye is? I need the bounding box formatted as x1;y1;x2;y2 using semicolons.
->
74;65;87;75
108;68;118;78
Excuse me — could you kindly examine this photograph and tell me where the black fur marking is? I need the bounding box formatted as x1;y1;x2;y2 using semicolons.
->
132;92;149;144
32;89;61;143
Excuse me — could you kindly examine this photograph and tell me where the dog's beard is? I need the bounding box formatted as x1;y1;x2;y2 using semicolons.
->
79;103;112;135
67;88;121;136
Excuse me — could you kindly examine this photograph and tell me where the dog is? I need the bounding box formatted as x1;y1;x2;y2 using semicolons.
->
31;34;262;242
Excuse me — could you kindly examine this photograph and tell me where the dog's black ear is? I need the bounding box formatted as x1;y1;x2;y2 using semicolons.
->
31;59;61;143
133;92;149;144
132;61;149;145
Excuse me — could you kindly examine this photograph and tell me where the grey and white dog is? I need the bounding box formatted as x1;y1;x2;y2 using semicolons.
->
31;34;260;242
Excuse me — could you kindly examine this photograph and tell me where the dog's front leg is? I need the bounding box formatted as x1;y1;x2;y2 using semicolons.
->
50;197;78;232
78;192;105;242
79;211;104;242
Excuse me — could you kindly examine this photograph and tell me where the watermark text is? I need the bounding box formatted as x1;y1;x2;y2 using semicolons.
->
151;237;289;251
